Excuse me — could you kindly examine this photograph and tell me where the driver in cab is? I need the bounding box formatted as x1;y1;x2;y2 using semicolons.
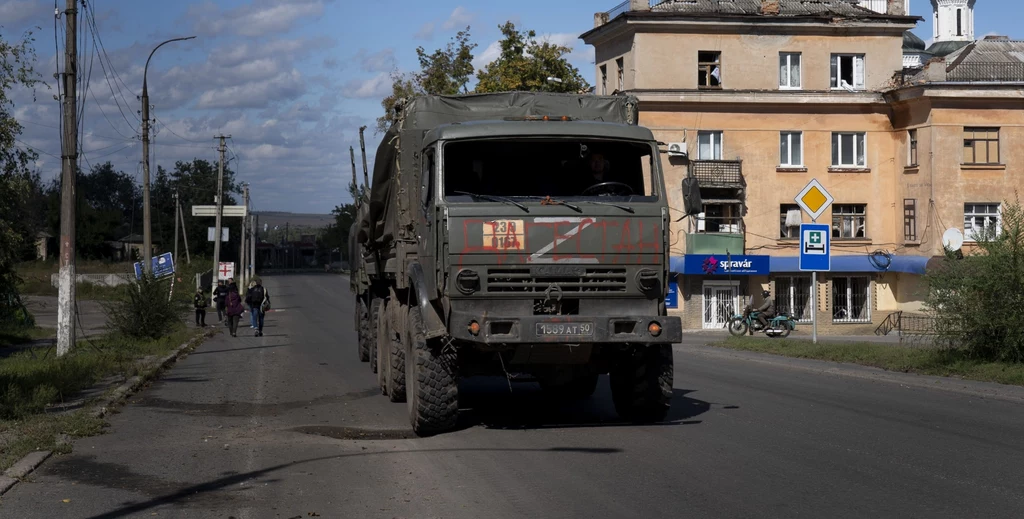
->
581;151;612;193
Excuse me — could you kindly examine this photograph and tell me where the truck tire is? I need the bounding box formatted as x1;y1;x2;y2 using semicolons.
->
540;373;600;400
376;299;389;393
404;305;458;436
369;299;382;374
386;301;406;402
610;345;673;423
356;298;370;362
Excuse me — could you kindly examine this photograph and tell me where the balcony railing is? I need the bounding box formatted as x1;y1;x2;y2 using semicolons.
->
603;0;660;19
690;160;744;187
947;63;1024;82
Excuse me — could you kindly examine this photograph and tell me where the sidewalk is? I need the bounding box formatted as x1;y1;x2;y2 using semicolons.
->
680;328;933;347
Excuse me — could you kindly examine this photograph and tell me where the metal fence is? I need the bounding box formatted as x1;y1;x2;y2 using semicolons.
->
690;160;744;187
947;63;1024;82
604;0;662;18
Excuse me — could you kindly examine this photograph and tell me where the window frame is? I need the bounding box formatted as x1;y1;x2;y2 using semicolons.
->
779;203;801;239
775;276;813;323
908;129;918;167
600;64;607;95
832;276;871;324
830;53;865;90
904;198;917;242
616;58;624;92
779;131;803;167
697;51;722;90
779;52;802;90
831;132;867;168
696;130;723;160
832;203;868;240
964;202;1002;242
963;127;1000;165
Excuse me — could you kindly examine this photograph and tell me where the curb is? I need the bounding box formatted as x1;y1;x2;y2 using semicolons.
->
0;329;214;497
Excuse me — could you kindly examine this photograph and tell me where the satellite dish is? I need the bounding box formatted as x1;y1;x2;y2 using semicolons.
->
942;228;964;251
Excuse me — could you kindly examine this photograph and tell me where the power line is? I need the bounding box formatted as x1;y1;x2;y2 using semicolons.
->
154;117;207;144
83;4;138;133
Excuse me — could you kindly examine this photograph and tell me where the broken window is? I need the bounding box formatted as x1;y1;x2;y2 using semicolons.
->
830;54;865;90
698;51;721;89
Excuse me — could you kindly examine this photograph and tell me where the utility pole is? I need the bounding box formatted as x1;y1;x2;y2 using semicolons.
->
249;213;256;279
212;135;229;302
141;36;195;275
178;195;191;264
56;0;78;357
359;126;369;190
173;190;180;265
240;184;249;288
349;145;358;201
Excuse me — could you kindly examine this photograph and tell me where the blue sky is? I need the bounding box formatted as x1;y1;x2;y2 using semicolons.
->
2;0;1018;214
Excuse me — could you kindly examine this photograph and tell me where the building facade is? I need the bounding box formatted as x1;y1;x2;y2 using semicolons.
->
583;0;1021;333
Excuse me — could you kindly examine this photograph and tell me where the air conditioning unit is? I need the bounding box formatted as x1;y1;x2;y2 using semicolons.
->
667;142;687;157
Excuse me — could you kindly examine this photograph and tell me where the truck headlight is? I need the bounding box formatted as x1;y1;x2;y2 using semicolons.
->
456;269;480;295
636;269;660;293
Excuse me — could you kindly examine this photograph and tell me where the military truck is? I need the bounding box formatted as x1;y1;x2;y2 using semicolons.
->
356;91;699;436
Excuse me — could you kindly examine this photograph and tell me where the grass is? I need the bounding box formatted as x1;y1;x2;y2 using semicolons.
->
0;326;199;472
0;326;55;348
718;336;1024;387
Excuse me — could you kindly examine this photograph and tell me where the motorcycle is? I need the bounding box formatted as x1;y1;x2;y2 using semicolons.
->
728;305;796;338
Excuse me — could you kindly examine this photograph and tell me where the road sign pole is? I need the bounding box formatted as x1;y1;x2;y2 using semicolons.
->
812;270;817;345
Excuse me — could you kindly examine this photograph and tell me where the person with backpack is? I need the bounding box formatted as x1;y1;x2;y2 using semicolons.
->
225;283;245;337
193;288;208;327
247;277;270;337
213;280;229;322
245;280;258;329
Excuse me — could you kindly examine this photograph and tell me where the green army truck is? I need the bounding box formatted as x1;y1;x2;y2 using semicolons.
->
356;91;700;436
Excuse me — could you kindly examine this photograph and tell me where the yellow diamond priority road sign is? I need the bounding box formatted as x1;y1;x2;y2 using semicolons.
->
795;178;834;222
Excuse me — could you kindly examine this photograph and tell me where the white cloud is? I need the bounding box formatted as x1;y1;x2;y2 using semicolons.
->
441;6;474;31
342;72;392;99
0;0;47;27
191;0;329;37
415;22;436;40
198;70;305;109
472;40;502;72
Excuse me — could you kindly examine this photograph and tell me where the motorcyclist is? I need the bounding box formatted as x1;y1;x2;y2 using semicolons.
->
754;289;775;334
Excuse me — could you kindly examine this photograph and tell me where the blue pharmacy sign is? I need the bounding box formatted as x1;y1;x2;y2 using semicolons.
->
665;278;679;309
134;252;175;280
682;254;770;276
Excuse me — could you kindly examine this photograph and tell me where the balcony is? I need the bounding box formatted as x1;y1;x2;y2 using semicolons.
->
686;216;745;255
690;160;744;188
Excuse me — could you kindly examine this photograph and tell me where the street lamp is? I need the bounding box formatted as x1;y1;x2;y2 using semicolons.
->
141;35;195;274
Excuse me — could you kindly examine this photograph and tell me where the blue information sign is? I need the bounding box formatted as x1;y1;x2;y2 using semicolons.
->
681;254;770;276
799;223;831;271
665;278;679;309
134;252;175;280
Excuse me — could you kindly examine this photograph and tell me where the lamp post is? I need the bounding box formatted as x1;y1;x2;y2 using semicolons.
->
141;35;195;274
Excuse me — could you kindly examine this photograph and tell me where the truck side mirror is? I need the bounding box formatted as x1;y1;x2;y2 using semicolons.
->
682;177;703;216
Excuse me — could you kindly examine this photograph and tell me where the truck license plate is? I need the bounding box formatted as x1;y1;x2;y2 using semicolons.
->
535;322;594;336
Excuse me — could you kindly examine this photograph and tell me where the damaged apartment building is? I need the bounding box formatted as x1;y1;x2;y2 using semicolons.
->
583;0;1023;333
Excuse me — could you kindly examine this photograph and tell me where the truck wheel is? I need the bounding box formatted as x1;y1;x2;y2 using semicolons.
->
356;298;370;362
404;305;458;436
376;299;389;394
610;345;673;423
369;299;382;374
540;373;600;400
386;301;406;402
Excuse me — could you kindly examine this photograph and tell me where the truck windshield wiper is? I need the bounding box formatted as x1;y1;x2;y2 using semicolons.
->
453;191;529;212
579;200;635;213
511;196;582;213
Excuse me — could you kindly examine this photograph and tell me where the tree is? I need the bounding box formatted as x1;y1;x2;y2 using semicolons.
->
0;30;41;324
151;159;242;260
926;197;1024;361
376;28;477;133
474;22;590;94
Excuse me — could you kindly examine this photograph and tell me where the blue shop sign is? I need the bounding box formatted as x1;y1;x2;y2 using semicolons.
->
682;254;770;276
134;252;175;280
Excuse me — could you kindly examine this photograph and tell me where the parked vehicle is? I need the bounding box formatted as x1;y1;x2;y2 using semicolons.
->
728;305;796;338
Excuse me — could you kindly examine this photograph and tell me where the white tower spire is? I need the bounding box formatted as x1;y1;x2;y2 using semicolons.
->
931;0;975;43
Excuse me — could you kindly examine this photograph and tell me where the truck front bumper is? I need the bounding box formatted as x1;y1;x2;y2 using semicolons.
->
448;311;682;345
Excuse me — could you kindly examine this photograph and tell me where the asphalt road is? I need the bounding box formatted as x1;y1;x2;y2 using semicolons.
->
4;274;1024;518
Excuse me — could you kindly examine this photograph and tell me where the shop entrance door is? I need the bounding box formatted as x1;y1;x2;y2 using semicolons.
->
703;282;739;329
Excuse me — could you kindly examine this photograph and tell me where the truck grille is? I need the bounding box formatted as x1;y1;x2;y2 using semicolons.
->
486;268;628;293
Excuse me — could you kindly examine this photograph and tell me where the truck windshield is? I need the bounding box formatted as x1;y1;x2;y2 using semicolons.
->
443;138;657;201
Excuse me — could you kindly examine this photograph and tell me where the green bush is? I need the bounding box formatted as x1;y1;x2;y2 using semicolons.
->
926;197;1024;361
103;273;188;339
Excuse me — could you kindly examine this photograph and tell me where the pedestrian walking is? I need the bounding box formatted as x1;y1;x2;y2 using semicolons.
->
246;280;258;329
225;284;244;337
247;277;270;337
193;289;208;327
214;280;229;322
